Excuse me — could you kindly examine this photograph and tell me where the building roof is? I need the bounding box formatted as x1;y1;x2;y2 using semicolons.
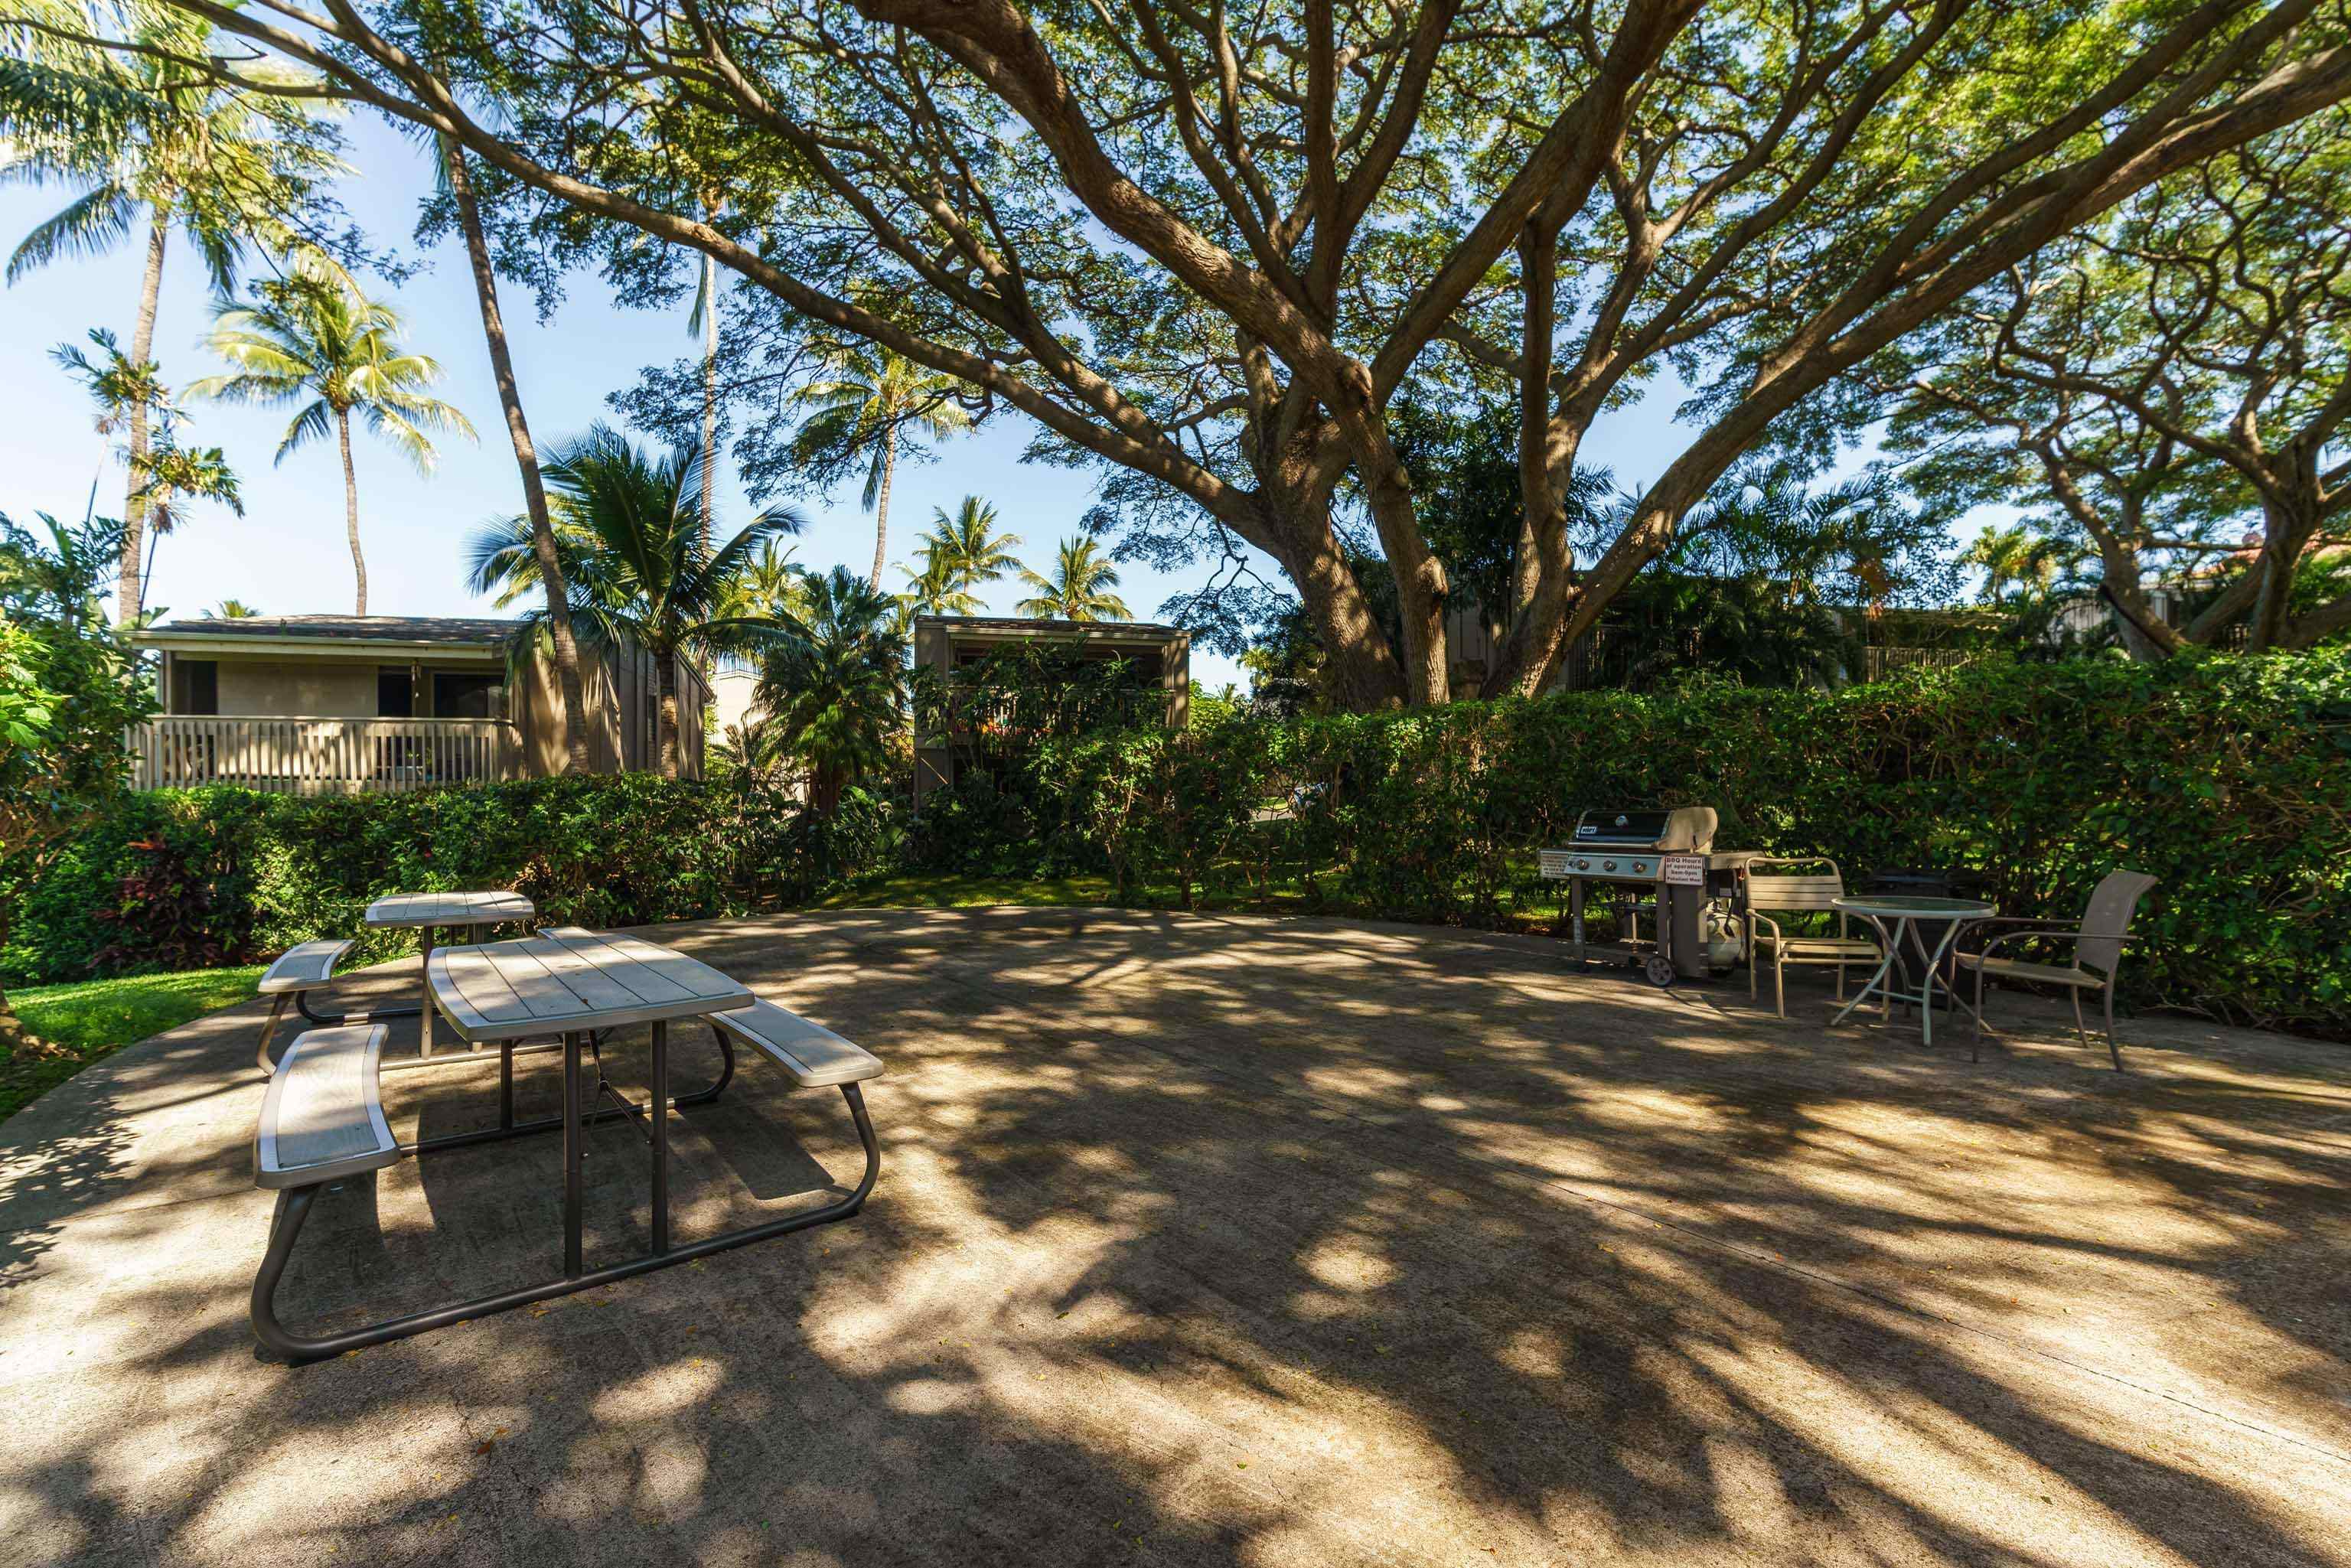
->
141;615;522;646
914;614;1186;638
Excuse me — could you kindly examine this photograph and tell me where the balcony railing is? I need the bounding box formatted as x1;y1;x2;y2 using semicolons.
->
129;716;523;794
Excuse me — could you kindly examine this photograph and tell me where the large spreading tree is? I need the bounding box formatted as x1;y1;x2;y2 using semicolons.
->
1879;107;2351;654
80;0;2351;703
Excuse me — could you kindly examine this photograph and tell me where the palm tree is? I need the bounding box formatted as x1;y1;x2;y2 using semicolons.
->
724;540;804;621
924;495;1022;595
53;328;243;596
439;135;591;771
471;424;804;777
204;598;262;618
690;204;724;547
898;551;981;619
187;258;474;614
1959;523;2063;605
786;345;973;586
1;8;339;620
756;566;908;816
1017;537;1131;621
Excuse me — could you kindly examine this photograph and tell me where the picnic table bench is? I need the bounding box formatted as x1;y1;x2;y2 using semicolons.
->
246;927;882;1361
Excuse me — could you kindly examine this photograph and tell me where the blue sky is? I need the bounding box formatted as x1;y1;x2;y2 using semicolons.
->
3;116;1802;692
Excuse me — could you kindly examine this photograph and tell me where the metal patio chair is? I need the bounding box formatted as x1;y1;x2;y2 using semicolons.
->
1954;870;2158;1071
1740;857;1883;1019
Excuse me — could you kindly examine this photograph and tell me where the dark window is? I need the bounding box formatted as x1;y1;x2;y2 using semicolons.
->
171;659;218;715
377;667;413;717
432;671;504;719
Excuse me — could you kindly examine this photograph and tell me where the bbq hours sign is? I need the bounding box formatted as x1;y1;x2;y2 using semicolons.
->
1661;854;1707;886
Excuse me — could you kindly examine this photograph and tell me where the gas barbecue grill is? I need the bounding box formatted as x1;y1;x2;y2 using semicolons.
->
1540;807;1751;986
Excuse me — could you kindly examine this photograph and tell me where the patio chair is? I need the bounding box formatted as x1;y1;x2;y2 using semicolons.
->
1740;857;1883;1019
1955;870;2157;1071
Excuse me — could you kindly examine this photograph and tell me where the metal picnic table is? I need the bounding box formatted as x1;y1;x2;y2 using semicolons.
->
245;926;883;1360
364;889;536;1055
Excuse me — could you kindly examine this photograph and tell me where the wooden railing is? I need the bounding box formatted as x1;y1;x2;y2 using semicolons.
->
129;716;523;794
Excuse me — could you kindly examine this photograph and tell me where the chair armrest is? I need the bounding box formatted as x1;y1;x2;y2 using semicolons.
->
1742;911;1785;940
1972;927;2137;959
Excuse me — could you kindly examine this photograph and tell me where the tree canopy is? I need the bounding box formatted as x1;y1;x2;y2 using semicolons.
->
1880;106;2351;654
50;0;2351;704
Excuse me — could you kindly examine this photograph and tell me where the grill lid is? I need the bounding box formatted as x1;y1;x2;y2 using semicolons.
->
1572;807;1718;852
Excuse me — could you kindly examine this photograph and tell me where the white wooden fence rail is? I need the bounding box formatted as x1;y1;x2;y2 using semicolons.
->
129;717;523;794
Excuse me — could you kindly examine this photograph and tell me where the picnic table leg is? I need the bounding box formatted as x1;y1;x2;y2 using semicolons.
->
254;1049;883;1363
417;925;435;1058
499;1040;516;1130
563;1030;584;1279
651;1020;670;1255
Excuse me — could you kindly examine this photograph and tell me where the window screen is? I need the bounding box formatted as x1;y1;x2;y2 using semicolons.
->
432;671;504;719
172;659;218;715
377;667;413;717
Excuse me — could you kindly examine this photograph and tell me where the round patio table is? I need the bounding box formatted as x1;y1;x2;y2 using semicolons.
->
1828;894;1996;1048
364;890;536;1055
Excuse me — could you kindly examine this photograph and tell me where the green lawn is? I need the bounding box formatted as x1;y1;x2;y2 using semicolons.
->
3;966;263;1124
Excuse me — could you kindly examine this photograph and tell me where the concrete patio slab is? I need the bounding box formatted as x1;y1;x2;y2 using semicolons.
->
2;908;2346;1566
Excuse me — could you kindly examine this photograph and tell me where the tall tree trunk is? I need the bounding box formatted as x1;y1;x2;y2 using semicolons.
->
870;428;896;588
1513;223;1560;624
336;407;367;615
119;207;168;624
2245;497;2314;652
443;136;592;774
1266;503;1406;710
656;655;680;779
1361;462;1449;705
700;251;719;550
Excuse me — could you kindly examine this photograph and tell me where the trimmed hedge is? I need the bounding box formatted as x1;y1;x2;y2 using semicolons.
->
1023;653;2351;1032
1;773;853;985
9;655;2346;1033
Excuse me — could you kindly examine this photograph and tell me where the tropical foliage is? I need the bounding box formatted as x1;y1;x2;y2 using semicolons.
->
467;424;804;775
784;344;974;586
187;256;472;614
52;327;243;591
1017;538;1130;621
0;2;341;618
0;513;155;1050
899;496;1021;619
752;566;908;815
1880;106;2351;655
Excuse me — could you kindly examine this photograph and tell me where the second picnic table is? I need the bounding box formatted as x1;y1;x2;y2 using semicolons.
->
365;888;536;1054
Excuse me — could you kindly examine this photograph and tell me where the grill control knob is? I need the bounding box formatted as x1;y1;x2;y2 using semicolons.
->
1632;860;1650;875
1603;859;1618;872
1574;858;1590;871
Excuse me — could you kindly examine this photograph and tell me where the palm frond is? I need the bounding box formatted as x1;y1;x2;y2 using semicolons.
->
8;182;136;282
273;399;332;464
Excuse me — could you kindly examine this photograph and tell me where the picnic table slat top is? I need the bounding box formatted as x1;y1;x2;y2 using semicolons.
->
364;889;536;928
427;927;751;1041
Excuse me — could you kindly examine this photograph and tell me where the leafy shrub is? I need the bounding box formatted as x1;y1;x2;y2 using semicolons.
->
11;655;2345;1032
2;773;846;985
1017;653;2351;1032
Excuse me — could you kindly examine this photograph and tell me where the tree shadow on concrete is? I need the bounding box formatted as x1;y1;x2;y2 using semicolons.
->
2;907;2346;1566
